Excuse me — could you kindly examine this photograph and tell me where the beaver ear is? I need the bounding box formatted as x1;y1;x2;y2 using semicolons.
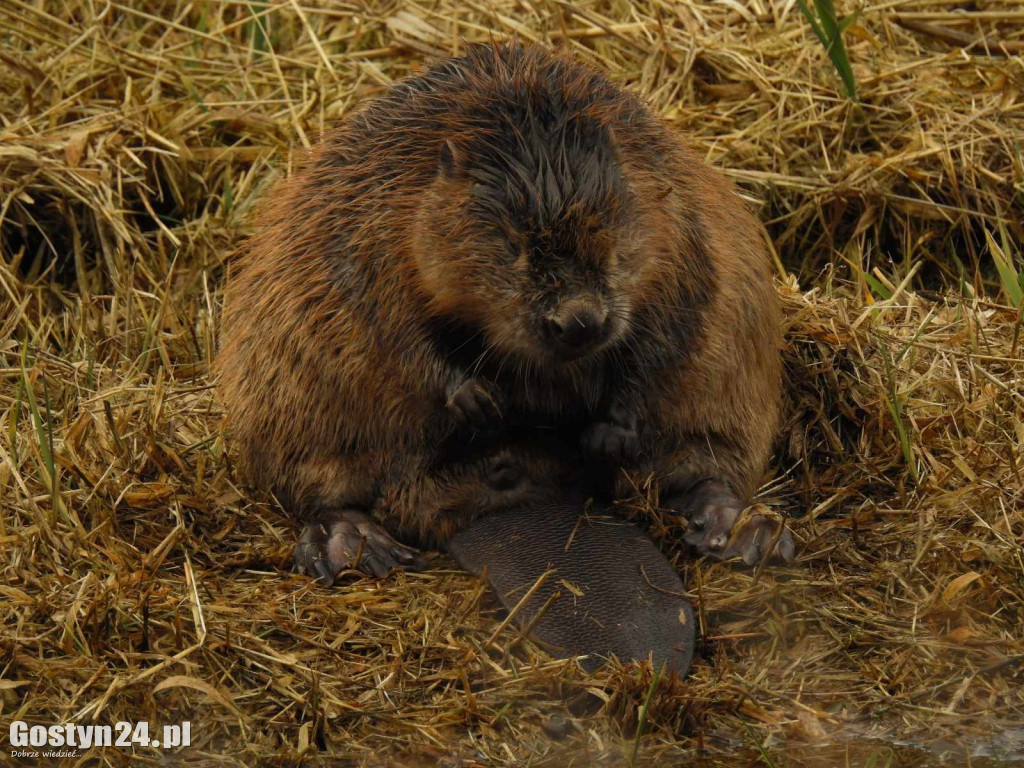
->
439;139;466;180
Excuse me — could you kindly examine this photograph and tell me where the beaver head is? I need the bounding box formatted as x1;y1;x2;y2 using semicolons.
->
410;56;652;367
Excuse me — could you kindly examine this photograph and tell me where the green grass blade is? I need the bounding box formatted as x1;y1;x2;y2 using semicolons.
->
864;273;893;301
986;229;1023;307
743;723;778;767
797;0;859;100
813;0;840;38
882;349;918;483
795;0;828;46
9;376;23;465
629;662;664;768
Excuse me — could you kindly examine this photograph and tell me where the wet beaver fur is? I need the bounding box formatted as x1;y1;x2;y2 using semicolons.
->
217;42;793;582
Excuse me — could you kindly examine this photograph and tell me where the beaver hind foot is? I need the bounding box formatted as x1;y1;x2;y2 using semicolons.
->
294;509;427;585
448;503;696;676
675;480;795;565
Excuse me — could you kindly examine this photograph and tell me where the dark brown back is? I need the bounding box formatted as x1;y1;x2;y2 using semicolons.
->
449;503;696;675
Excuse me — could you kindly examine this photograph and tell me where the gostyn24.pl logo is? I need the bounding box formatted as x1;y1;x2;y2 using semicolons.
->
9;720;191;755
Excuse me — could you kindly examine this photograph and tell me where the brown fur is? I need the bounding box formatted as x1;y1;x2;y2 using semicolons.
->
375;436;583;548
216;43;781;550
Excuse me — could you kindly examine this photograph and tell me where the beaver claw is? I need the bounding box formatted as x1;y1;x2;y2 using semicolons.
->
294;509;426;586
581;403;639;464
446;377;502;430
721;512;796;566
671;480;794;565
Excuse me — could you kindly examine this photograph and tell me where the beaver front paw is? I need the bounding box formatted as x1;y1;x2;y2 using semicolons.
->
581;402;639;464
484;452;525;490
671;479;794;565
446;377;502;430
294;509;426;586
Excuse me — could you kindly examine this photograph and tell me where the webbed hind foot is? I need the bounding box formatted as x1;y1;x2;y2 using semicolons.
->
672;480;795;565
294;509;426;586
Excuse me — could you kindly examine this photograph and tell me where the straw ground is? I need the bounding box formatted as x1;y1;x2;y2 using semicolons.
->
1;0;1022;765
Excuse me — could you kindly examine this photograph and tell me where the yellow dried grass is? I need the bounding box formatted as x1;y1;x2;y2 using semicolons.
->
1;0;1022;765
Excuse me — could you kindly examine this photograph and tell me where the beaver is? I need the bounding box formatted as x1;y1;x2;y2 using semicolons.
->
217;42;793;582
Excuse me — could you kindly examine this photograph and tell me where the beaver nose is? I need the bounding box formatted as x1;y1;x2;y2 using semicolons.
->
542;304;611;355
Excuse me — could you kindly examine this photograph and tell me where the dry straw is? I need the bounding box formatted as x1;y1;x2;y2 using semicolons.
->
1;0;1022;765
